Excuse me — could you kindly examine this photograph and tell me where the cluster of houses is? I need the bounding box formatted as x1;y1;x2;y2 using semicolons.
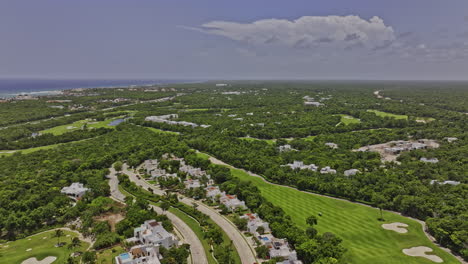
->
116;220;178;264
303;96;323;106
143;155;214;189
282;161;361;176
61;182;89;200
239;213;302;264
144;159;178;180
145;114;210;128
383;140;433;154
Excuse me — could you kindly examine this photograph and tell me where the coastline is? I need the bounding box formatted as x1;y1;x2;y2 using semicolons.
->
0;78;203;98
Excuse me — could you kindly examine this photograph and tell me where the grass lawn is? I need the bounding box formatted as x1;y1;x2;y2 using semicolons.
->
0;229;89;264
144;127;179;135
227;168;459;264
238;137;276;145
338;114;361;125
0;137;97;157
304;135;317;141
367;110;408;120
96;245;125;264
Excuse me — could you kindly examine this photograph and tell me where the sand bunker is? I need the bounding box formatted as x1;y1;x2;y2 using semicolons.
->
26;248;32;251
382;222;408;233
21;256;57;264
403;246;442;263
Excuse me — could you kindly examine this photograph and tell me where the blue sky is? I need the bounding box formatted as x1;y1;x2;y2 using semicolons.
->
1;0;468;80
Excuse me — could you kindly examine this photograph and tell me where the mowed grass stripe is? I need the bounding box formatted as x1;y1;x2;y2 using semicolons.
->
228;168;459;264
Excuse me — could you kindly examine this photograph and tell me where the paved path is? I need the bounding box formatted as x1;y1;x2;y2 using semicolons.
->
206;153;467;264
108;166;208;264
122;164;258;264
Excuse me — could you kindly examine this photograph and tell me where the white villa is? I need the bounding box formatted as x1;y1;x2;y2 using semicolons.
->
179;163;208;178
420;157;439;163
282;161;318;171
446;137;458;143
115;245;161;264
258;234;302;264
184;179;201;189
430;180;461;186
128;220;177;249
61;182;89;200
206;186;222;199
279;144;294;152
320;166;337;174
344;169;360;177
241;213;270;234
220;194;247;211
325;142;338;149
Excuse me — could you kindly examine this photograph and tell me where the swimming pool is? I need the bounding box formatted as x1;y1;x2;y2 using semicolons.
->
119;253;131;260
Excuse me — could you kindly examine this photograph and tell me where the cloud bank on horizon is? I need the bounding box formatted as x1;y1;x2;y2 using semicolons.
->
188;14;468;64
195;15;395;50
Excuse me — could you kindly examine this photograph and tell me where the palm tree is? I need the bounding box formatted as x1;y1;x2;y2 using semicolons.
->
68;237;81;249
55;229;64;246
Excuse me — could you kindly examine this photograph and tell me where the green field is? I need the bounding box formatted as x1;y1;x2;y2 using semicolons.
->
367;110;408;120
238;137;276;145
0;229;89;264
228;168;458;264
40;117;124;135
0;138;96;157
195;149;459;264
304;135;317;141
338;114;361;125
144;127;180;135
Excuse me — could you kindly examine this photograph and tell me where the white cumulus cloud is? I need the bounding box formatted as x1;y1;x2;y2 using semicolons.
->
194;15;395;50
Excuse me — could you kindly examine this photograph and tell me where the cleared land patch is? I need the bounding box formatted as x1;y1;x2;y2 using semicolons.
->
367;110;408;120
337;114;361;125
238;137;275;145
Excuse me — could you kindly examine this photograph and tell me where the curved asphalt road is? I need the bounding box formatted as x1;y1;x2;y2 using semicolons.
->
122;164;258;264
107;166;208;264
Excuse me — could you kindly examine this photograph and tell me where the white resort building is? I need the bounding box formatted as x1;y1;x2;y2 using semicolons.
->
344;169;360;177
420;157;439;163
61;182;89;200
282;161;318;171
320;166;337;174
